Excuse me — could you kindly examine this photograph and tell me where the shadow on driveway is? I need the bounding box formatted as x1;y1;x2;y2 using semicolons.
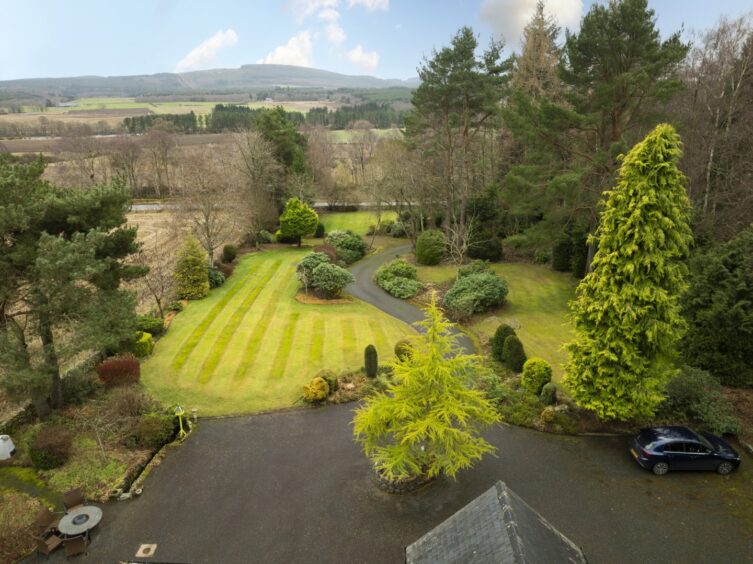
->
43;405;753;563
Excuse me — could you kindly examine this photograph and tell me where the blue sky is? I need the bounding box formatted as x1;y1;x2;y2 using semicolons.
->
0;0;751;81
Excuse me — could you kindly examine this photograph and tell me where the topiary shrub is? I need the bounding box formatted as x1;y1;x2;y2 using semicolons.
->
443;272;508;319
303;377;330;403
540;382;557;405
314;222;326;238
521;357;553;395
174;235;209;300
132;332;154;358
394;339;413;362
126;414;175;450
136;314;164;337
96;355;140;387
30;426;72;470
365;344;378;378
221;244;238;263
551;237;573;272
503;335;527;373
296;252;331;293
490;323;516;363
375;258;423;299
207;266;225;288
325;230;367;264
315;369;339;393
415;229;447;265
311;262;355;298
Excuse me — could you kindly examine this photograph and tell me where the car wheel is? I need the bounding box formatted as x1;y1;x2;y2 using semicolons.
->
717;461;734;475
652;462;669;476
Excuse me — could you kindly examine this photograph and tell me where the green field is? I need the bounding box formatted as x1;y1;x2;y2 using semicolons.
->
417;262;577;380
142;247;414;415
320;210;397;235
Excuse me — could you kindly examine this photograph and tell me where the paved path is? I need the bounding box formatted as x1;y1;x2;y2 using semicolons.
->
42;405;753;563
347;243;476;354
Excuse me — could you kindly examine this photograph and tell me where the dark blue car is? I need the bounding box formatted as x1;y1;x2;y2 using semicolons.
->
629;426;741;476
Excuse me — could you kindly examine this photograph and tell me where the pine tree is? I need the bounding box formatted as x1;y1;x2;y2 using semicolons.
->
564;124;693;420
510;1;562;100
353;293;500;481
279;197;318;247
174;235;209;300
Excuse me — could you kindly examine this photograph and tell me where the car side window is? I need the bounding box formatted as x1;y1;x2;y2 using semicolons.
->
664;442;684;453
686;443;708;454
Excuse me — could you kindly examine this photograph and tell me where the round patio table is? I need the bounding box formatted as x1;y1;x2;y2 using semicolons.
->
58;505;103;536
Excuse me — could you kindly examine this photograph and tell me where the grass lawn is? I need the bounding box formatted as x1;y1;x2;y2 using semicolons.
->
416;262;577;380
320;210;397;236
142;247;414;416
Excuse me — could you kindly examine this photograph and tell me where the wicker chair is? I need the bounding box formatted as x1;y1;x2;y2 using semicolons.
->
34;533;63;557
63;534;89;557
34;506;61;536
62;488;86;511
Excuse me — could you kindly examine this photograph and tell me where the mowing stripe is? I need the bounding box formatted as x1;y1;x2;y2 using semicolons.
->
270;312;301;378
341;318;357;364
231;268;294;381
197;260;283;384
370;320;390;359
309;317;325;365
171;259;269;371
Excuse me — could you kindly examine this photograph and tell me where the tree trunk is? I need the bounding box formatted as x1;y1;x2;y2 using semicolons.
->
39;314;63;409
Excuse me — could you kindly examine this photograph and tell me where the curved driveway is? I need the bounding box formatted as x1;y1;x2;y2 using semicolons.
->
347;243;476;354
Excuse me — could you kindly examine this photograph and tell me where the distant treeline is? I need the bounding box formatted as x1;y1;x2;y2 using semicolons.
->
123;102;407;134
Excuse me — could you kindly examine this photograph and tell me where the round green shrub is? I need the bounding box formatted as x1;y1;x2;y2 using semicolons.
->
221;244;238;263
30;426;72;470
379;276;423;299
521;357;552;395
126;414;175;450
280;197;319;244
490;324;517;363
415;229;447;265
551;237;573;272
394;339;413;362
443;272;508;318
136;314;164;337
326;230;367;264
458;260;490;279
207;266;226;288
503;335;527;373
315;369;339;393
296;252;331;291
311;262;355;298
314;222;326;238
376;258;417;281
303;377;330;403
133;332;154;358
540;382;557;405
174;235;209;300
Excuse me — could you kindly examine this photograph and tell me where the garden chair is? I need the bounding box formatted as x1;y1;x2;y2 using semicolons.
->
34;506;61;536
34;533;63;557
63;534;88;557
62;488;85;511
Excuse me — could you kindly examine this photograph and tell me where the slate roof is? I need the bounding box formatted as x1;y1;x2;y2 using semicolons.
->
405;481;587;564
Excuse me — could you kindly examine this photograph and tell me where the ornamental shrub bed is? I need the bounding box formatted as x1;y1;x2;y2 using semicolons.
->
443;272;508;319
96;355;141;387
325;230;367;264
375;258;422;299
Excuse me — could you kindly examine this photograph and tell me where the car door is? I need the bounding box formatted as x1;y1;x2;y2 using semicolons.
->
685;442;716;471
662;441;692;470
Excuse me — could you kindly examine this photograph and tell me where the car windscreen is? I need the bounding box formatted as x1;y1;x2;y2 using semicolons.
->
636;430;658;449
690;430;715;451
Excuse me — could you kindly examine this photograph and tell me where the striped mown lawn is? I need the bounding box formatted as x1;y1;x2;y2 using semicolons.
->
142;247;414;416
320;210;397;236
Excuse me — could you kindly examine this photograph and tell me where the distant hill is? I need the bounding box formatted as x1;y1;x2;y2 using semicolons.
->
0;64;417;100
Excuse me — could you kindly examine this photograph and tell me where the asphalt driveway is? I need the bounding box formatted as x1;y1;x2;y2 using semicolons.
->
45;405;753;563
347;243;476;354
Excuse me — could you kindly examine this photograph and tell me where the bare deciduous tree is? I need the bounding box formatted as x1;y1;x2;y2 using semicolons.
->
144;124;176;197
109;137;142;194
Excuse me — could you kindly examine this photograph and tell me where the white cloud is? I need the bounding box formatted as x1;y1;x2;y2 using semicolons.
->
175;28;239;72
290;0;339;23
480;0;582;46
317;7;340;22
347;0;389;10
346;44;378;71
325;22;347;45
257;31;314;67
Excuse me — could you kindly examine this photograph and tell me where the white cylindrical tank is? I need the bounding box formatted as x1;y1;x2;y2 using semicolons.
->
0;435;15;460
